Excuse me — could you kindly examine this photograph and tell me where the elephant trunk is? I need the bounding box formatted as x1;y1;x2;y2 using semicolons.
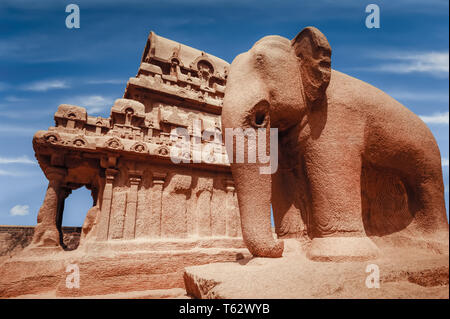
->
231;161;284;258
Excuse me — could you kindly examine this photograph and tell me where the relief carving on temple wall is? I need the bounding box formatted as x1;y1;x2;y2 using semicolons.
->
29;31;241;251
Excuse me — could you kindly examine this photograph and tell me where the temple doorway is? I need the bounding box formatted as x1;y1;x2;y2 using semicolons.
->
60;186;93;250
62;186;93;227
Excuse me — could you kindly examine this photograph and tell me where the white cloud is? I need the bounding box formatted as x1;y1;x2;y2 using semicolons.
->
0;168;29;176
22;80;69;92
0;124;40;135
387;91;449;103
381;52;448;74
0;169;18;176
419;111;449;125
9;205;29;216
86;79;125;85
363;51;449;77
443;158;449;167
65;95;115;114
4;96;28;102
0;155;36;164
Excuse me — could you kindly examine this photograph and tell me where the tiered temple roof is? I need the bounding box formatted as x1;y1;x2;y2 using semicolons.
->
33;31;231;175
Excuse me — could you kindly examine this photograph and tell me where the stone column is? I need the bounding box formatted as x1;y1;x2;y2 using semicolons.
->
135;171;152;238
149;172;166;238
56;187;72;247
123;170;142;240
196;177;213;237
96;168;118;241
211;183;227;237
30;166;67;249
225;180;240;237
161;174;191;238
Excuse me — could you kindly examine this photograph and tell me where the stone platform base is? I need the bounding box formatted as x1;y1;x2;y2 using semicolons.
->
0;238;249;298
9;288;189;299
184;239;449;299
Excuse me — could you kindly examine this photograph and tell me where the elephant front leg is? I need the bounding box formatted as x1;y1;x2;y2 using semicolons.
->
304;147;379;261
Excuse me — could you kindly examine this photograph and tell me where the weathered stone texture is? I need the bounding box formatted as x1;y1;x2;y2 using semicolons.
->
0;226;81;256
0;32;246;298
221;26;449;259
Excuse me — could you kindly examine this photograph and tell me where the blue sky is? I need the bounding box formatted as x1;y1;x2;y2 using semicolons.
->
0;0;448;226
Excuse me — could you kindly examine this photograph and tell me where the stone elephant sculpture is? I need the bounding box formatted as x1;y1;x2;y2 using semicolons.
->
221;26;449;259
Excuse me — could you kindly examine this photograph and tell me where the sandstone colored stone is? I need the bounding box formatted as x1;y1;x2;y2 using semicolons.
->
184;239;449;299
10;288;188;299
0;226;82;257
0;238;249;298
1;26;448;300
0;32;247;298
221;26;449;260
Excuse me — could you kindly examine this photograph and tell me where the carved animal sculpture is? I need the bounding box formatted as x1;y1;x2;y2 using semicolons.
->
221;26;449;259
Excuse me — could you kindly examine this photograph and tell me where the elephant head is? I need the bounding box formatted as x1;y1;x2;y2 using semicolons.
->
222;27;332;258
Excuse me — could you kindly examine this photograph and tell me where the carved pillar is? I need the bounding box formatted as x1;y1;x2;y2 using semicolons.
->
149;172;166;238
161;174;191;238
96;168;118;241
211;180;227;237
225;179;241;237
56;187;72;247
135;171;151;238
196;177;213;237
30;166;67;249
123;170;142;239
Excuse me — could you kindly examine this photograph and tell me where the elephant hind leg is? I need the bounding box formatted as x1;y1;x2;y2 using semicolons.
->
409;173;448;242
361;164;414;236
395;149;448;241
363;158;448;248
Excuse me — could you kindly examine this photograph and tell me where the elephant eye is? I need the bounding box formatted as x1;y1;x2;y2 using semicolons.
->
250;100;269;128
255;111;266;126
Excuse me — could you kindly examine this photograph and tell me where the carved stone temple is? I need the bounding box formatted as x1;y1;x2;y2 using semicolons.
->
1;28;448;300
31;31;241;247
0;32;247;298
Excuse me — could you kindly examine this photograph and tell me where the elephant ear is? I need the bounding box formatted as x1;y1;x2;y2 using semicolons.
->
291;27;331;106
